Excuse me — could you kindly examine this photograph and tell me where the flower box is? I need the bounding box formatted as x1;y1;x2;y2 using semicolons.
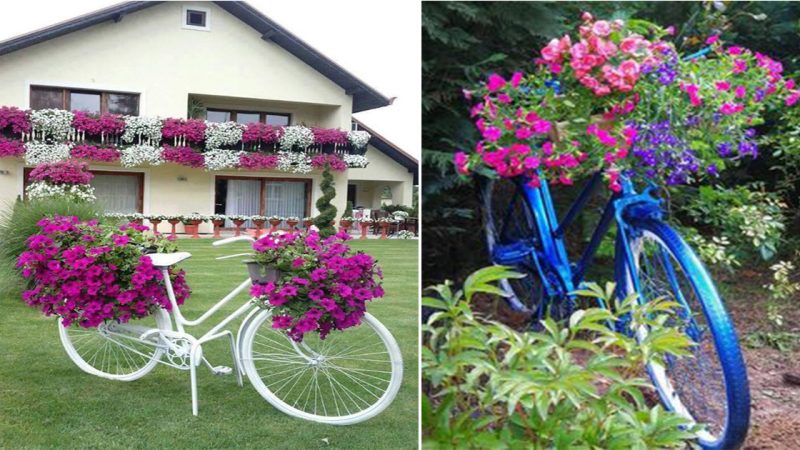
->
245;261;281;284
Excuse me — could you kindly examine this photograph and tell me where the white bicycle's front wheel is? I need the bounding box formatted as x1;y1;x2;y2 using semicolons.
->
59;308;172;381
241;310;403;425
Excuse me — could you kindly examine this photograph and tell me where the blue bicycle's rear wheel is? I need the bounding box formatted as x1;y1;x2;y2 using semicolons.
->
622;220;749;449
480;177;544;313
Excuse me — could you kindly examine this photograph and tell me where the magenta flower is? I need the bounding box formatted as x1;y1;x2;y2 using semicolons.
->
112;235;130;246
487;74;507;92
29;160;93;185
71;144;120;162
162;145;205;168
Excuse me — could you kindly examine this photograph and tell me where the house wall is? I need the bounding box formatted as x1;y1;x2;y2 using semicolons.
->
348;144;415;207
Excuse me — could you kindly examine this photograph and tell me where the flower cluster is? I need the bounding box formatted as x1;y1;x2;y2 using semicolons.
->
347;130;371;148
26;182;96;202
311;127;348;145
457;14;799;190
162;145;205;168
0;138;25;157
279;125;315;150
250;230;384;341
70;144;120;162
121;116;163;144
242;122;280;144
204;149;242;171
161;118;207;143
29;109;74;140
29;160;93;185
311;154;347;172
121;144;163;167
17;216;190;328
205;121;244;149
239;152;279;170
343;154;369;168
277;151;312;174
24;142;72;165
0;106;31;134
71;111;125;136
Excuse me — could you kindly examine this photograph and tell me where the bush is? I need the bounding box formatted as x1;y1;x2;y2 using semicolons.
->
422;266;697;448
313;168;337;237
0;197;104;295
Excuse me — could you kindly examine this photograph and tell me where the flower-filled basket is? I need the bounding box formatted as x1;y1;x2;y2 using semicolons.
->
17;216;191;328
249;229;384;341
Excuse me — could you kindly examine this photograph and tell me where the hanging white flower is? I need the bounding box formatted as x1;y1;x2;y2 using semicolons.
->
343;154;369;168
277;151;312;174
205;122;244;149
28;109;74;141
204;149;242;171
121;116;163;144
120;144;164;167
347;130;371;149
26;181;96;202
24;142;71;165
279;125;314;150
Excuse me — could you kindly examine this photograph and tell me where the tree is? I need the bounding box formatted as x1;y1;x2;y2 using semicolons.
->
313;168;337;237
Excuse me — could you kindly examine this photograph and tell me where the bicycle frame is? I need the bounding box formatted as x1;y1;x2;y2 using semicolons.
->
493;170;663;312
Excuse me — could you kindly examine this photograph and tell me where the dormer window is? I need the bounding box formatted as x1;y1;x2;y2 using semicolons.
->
182;6;210;31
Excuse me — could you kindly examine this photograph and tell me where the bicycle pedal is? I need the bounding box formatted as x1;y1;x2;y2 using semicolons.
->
212;366;232;376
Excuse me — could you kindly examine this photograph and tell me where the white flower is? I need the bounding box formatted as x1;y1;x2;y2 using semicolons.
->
24;142;71;165
205;122;244;149
392;211;410;219
121;116;163;144
279;125;314;150
395;230;416;239
285;216;300;222
277;151;311;174
347;130;371;149
28;109;74;141
120;144;164;167
26;181;96;202
204;149;242;171
344;154;369;168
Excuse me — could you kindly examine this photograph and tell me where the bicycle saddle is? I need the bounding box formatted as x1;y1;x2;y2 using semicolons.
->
148;252;192;267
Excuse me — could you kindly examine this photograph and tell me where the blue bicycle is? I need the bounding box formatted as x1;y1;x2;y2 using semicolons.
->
480;171;750;449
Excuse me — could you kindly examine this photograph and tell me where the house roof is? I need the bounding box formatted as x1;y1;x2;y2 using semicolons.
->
0;1;393;113
353;118;418;184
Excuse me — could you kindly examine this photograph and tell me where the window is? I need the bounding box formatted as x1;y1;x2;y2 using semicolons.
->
23;169;144;214
30;85;140;115
206;109;291;126
215;176;311;227
186;9;206;27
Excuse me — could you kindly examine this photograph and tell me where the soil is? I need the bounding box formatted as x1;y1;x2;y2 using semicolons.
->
467;267;800;449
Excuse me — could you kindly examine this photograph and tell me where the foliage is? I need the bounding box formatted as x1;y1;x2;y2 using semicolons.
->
250;230;384;341
0;197;105;295
342;200;354;219
422;267;696;448
313;168;337;237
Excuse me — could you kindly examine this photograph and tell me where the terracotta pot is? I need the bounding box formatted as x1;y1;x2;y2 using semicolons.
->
232;219;246;237
252;219;266;238
133;218;143;225
268;218;282;234
150;219;162;234
184;224;198;238
287;220;299;231
379;222;390;240
302;219;314;230
359;222;370;240
167;219;180;239
339;219;352;233
212;219;225;238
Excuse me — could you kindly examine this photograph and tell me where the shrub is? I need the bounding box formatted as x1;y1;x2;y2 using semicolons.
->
422;266;697;448
313;168;337;237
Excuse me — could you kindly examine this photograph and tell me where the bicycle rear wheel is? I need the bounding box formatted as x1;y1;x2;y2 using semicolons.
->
621;220;749;449
241;310;403;425
480;177;544;313
59;309;171;381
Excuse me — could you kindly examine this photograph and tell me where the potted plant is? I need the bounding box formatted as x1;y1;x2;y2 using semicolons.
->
358;217;372;240
148;214;167;233
249;229;384;341
302;216;314;230
311;127;348;154
167;215;181;239
376;217;394;240
267;215;283;233
392;210;409;222
229;215;248;237
129;212;145;226
183;213;205;239
339;216;355;232
210;214;227;238
286;216;300;231
248;214;266;238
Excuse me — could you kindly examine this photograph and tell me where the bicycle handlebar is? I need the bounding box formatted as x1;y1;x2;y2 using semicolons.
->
212;235;256;247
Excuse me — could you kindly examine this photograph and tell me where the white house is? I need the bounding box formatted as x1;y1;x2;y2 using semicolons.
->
0;1;417;232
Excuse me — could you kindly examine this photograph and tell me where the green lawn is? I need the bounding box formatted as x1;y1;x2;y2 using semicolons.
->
0;239;418;449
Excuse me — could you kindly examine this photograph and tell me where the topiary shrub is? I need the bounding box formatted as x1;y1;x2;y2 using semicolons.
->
313;167;337;237
422;266;697;448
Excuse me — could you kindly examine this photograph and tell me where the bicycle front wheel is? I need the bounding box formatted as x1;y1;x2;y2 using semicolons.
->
59;308;171;381
241;310;403;425
622;220;749;449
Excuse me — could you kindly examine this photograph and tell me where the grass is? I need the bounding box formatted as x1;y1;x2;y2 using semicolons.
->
0;239;418;449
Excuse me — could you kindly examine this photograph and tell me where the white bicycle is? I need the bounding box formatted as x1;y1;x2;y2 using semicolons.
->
57;235;403;425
